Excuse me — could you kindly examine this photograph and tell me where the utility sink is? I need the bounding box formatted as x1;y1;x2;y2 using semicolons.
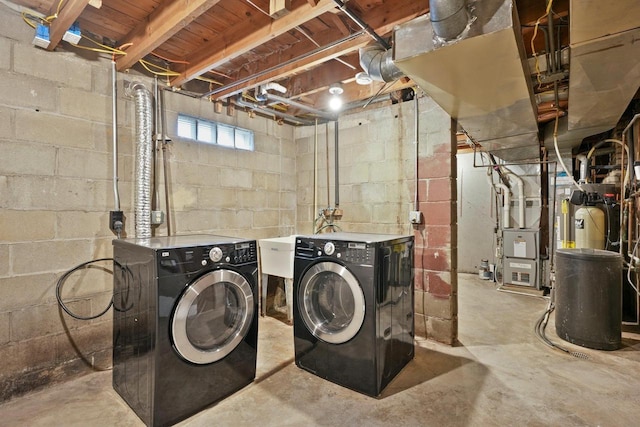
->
258;236;296;320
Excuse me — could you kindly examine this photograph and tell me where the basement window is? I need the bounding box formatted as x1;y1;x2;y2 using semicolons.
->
177;114;254;151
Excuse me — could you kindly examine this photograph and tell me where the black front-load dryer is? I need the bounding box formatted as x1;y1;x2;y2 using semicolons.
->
293;232;414;397
112;235;258;427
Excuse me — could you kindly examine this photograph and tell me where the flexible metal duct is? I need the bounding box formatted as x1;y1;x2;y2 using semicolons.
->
359;45;404;83
132;84;153;238
429;0;469;41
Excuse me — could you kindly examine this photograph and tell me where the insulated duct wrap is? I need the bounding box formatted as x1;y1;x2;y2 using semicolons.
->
133;85;153;238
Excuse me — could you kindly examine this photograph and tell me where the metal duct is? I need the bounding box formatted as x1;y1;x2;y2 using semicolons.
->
359;45;404;83
553;0;640;142
429;0;469;41
132;84;153;238
393;0;539;162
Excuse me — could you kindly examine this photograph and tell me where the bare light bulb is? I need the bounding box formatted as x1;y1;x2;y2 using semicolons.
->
329;95;342;111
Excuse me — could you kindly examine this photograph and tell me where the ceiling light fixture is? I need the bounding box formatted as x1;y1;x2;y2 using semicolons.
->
355;72;373;85
328;83;344;111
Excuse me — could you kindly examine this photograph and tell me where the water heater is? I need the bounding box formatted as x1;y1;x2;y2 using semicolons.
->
574;206;605;249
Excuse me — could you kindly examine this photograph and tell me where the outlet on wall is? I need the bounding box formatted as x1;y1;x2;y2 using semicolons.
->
409;210;423;224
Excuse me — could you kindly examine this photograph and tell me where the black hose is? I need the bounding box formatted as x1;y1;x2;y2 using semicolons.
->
533;299;589;359
56;258;116;320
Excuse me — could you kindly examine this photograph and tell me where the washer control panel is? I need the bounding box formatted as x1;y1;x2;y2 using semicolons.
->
295;238;375;265
207;241;257;265
157;240;257;274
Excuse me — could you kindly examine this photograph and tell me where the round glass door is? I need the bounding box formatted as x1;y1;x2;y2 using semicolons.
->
298;261;365;344
172;269;254;364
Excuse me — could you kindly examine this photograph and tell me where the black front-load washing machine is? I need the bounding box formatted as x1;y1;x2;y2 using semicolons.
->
293;232;414;397
112;235;258;427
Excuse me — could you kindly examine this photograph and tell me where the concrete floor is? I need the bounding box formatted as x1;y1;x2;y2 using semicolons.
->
2;273;640;426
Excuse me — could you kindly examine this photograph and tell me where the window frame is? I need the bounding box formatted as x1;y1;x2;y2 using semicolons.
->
176;114;254;151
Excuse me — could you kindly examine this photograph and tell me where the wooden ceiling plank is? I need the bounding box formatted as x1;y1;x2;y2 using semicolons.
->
326;13;349;36
210;33;370;99
47;0;90;51
171;0;337;87
116;0;223;71
210;0;426;99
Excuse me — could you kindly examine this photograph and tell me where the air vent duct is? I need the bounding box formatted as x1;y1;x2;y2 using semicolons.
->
393;0;539;161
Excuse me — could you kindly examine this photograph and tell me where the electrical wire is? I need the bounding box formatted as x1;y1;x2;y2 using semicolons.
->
44;0;65;23
530;0;554;87
21;11;41;28
56;258;117;320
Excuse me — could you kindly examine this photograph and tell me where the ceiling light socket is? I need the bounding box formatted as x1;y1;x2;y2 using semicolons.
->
329;83;344;95
355;72;373;85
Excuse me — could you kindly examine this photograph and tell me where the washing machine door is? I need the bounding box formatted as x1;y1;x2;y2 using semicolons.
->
298;261;365;344
172;269;254;364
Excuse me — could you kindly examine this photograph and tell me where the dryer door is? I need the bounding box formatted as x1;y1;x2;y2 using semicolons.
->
298;261;365;344
172;269;254;364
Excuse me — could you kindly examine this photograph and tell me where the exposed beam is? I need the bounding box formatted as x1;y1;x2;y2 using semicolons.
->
327;11;349;35
286;56;360;99
209;33;369;100
116;0;223;71
171;0;337;87
208;0;427;99
47;0;90;51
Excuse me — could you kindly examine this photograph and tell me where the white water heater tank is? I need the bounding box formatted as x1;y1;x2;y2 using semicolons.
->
574;206;605;249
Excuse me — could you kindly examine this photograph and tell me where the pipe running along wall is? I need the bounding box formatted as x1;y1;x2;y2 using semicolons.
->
334;120;340;207
132;84;154;238
487;167;511;229
503;171;525;228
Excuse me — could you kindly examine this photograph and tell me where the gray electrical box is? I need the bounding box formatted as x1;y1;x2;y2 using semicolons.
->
503;229;538;259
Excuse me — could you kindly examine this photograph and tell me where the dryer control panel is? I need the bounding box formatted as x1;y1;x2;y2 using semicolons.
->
295;238;375;266
157;241;257;275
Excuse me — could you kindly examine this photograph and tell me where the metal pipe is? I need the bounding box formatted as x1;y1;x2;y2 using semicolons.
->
153;77;161;214
313;119;318;233
203;31;364;99
160;88;172;236
414;93;419;211
235;95;316;126
111;61;120;211
332;0;390;49
429;0;469;41
265;93;336;121
334;120;340;207
132;83;153;238
546;1;557;73
326;122;330;207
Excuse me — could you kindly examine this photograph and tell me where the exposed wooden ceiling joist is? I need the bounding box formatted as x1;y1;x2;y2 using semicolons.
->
207;0;427;100
171;0;337;87
115;0;223;71
47;0;89;51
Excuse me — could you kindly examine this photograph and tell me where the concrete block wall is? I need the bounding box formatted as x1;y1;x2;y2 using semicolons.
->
0;6;295;402
294;97;458;344
414;98;458;345
294;101;416;236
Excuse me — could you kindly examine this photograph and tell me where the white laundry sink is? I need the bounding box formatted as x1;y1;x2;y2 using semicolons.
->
258;235;296;320
258;235;295;279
